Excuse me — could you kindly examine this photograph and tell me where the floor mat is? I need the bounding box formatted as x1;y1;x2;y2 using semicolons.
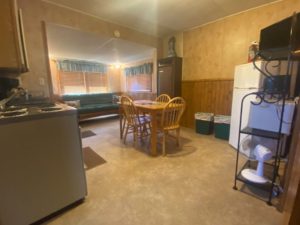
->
82;147;106;170
81;130;96;139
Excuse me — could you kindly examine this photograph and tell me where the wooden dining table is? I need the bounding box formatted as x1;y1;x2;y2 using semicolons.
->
119;100;167;156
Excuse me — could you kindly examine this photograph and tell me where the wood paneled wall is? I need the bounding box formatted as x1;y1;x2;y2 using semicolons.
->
181;79;233;128
282;102;300;224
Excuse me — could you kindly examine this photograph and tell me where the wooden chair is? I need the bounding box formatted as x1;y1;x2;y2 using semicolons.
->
155;94;171;103
120;95;151;145
158;97;186;156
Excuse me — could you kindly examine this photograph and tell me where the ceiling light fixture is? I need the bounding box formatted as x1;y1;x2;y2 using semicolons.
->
113;62;121;68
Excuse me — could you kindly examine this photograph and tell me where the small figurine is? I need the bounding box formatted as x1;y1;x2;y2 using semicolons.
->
168;36;177;57
248;41;259;62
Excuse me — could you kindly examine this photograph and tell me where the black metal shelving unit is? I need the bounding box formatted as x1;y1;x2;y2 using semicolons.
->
233;90;286;205
232;48;298;204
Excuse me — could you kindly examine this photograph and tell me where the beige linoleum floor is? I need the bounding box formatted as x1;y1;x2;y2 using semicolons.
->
46;117;283;225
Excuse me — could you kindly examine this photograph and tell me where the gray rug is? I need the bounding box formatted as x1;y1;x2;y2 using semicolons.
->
81;130;96;139
82;147;106;170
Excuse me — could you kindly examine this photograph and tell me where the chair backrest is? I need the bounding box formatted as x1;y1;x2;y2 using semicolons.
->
155;94;171;103
161;97;186;130
120;95;139;126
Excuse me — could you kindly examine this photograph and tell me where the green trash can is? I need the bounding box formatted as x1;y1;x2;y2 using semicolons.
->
214;115;231;140
195;113;214;135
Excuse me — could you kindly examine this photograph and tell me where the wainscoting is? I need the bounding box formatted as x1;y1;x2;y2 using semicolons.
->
181;79;234;128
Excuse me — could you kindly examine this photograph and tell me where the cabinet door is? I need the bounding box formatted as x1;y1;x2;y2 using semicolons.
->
0;0;28;74
0;0;19;69
158;65;174;97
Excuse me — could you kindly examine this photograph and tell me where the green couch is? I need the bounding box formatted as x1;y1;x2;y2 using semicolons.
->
62;93;119;120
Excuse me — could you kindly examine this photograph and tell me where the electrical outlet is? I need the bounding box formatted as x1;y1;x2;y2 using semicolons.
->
39;77;45;86
18;77;23;86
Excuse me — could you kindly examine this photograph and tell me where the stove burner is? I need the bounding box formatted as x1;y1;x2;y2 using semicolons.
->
0;110;28;117
39;107;62;112
2;106;27;112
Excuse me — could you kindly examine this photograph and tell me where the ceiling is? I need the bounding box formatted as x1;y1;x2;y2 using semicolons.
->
45;0;280;64
46;24;155;64
44;0;280;37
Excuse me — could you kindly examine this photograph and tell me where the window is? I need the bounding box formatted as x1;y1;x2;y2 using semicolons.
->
85;72;107;93
124;62;153;92
59;71;107;95
56;59;108;95
126;73;152;92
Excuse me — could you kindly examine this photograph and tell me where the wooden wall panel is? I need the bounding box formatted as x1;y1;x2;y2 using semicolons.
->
181;81;195;126
181;79;233;128
282;102;300;224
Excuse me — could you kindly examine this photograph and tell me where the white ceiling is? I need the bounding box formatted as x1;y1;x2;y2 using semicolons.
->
45;0;280;64
44;0;280;37
46;24;155;64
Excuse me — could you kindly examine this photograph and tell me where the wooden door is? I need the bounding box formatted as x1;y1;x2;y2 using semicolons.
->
0;0;19;69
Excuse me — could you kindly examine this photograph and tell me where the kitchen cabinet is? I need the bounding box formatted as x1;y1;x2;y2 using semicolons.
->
0;0;29;75
157;57;182;97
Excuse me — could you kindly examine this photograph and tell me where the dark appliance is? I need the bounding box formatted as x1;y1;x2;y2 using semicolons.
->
259;12;300;60
157;57;182;97
256;12;300;97
0;77;19;100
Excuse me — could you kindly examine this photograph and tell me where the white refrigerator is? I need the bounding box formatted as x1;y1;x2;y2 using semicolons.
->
229;62;263;151
229;61;295;158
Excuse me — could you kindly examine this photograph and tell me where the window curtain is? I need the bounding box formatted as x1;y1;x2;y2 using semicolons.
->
57;59;107;73
124;63;153;76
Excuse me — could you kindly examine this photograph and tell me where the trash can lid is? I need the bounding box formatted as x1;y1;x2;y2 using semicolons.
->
195;112;214;121
214;115;231;124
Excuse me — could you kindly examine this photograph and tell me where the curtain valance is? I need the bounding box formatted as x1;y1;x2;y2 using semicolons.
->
57;59;107;73
124;63;153;76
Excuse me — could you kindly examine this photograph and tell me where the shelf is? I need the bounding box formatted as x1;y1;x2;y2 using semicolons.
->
234;55;292;204
240;127;281;139
235;160;279;193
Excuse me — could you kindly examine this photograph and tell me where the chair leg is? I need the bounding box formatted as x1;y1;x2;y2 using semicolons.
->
121;118;127;139
176;128;180;146
123;126;129;144
162;131;167;156
133;127;137;145
119;115;123;139
144;124;149;135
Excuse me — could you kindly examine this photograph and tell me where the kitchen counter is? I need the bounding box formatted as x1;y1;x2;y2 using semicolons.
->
0;103;78;125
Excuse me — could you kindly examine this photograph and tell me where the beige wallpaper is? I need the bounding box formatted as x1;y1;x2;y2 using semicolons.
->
182;0;300;80
16;0;300;96
16;0;163;98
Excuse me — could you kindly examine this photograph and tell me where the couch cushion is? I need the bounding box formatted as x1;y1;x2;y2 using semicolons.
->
62;93;113;106
78;103;119;114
